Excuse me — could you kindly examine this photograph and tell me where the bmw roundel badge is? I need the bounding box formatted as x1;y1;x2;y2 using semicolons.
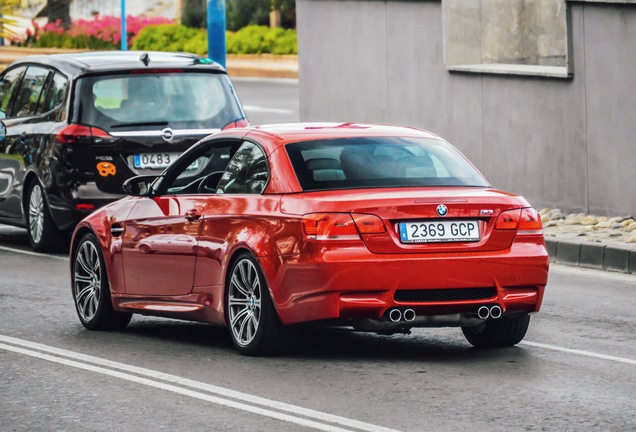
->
436;204;448;217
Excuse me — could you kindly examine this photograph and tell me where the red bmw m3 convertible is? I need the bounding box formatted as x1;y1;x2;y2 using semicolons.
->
70;123;549;355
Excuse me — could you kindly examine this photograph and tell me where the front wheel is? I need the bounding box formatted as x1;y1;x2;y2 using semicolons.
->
226;253;297;356
72;233;132;330
461;315;530;348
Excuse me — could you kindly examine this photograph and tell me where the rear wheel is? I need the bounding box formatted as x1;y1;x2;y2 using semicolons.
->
72;233;132;330
226;253;297;356
461;315;530;348
26;180;65;252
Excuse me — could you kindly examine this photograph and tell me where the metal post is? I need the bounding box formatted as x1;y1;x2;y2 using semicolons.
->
121;0;127;50
207;0;226;68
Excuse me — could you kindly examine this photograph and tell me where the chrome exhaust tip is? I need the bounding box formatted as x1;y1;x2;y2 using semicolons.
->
477;305;490;320
403;309;416;322
388;308;402;322
489;305;502;319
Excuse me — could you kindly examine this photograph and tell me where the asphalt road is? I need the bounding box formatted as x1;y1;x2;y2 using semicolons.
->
0;229;635;432
233;77;300;125
1;79;635;432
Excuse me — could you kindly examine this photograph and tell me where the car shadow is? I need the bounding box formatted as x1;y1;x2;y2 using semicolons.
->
0;224;71;254
0;224;31;248
109;317;531;364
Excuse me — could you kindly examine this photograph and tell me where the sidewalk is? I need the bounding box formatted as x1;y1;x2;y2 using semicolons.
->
0;47;299;78
541;209;635;274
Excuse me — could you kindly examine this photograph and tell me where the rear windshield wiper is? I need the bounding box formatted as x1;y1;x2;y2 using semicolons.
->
110;121;169;128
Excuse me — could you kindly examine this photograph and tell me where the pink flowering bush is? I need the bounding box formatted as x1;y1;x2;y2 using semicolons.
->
21;15;173;49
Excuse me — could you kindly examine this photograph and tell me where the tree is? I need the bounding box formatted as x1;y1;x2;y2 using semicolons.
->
37;0;71;30
181;0;207;29
226;0;295;31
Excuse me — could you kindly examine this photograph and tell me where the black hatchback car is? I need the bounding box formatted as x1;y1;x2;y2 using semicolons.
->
0;51;247;251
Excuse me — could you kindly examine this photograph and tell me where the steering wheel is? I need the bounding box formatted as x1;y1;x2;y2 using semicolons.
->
198;171;225;194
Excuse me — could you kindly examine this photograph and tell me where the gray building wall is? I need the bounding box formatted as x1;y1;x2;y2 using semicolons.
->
297;0;636;216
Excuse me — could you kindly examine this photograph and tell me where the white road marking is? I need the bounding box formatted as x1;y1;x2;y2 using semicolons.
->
0;245;68;261
522;341;636;365
242;105;296;115
0;335;400;432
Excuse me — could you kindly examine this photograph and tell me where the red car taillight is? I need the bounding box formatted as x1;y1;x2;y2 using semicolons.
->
495;208;543;235
518;207;543;235
303;213;385;240
351;213;386;234
57;124;114;145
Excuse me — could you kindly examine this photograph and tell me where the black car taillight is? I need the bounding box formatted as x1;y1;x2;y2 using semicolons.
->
57;124;115;145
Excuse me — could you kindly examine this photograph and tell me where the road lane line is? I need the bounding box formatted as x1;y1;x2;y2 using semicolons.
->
0;335;400;432
0;342;357;432
0;245;68;261
522;341;636;365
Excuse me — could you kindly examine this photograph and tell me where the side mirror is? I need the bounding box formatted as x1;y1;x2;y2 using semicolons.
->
122;175;159;197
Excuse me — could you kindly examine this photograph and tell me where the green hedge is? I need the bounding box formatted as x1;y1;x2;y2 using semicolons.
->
36;32;117;50
132;24;297;55
131;24;208;55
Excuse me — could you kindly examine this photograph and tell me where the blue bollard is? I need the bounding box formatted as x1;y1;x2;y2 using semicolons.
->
207;0;226;68
120;0;127;50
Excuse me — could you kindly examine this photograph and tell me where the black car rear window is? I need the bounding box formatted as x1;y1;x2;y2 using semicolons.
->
285;137;490;191
76;71;243;130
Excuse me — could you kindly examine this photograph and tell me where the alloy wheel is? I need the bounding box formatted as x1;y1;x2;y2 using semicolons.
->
228;259;262;346
28;184;45;244
73;240;102;322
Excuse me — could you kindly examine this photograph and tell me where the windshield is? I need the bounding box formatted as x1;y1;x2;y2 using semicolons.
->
285;136;490;191
76;72;244;130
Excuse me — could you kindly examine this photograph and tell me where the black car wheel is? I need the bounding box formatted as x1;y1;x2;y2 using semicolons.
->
72;233;132;330
461;315;531;348
226;253;297;356
26;179;64;252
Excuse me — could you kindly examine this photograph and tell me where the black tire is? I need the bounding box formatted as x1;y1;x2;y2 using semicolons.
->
461;315;531;348
72;233;132;330
25;179;66;252
226;253;298;356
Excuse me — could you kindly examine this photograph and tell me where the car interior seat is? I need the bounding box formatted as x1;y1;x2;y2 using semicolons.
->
306;157;346;181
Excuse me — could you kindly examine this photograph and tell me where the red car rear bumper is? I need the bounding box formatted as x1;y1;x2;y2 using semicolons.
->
259;240;549;325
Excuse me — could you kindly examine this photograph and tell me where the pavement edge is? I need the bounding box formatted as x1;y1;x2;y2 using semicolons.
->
546;238;635;274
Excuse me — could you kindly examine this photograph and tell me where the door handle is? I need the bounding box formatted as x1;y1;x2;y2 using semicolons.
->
111;224;125;236
185;210;201;221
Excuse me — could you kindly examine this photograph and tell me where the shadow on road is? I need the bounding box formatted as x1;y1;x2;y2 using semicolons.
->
85;317;530;364
0;224;71;255
0;225;31;248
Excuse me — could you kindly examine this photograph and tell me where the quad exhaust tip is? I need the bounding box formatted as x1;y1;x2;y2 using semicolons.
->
403;308;416;322
387;308;416;323
386;305;502;323
388;308;402;322
477;305;503;320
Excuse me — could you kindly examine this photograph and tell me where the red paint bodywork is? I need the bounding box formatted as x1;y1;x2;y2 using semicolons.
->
71;123;548;328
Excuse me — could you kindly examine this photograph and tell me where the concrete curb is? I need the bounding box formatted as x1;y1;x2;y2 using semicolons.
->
545;238;635;274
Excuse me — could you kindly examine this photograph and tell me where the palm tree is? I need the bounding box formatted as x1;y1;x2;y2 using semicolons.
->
0;0;21;40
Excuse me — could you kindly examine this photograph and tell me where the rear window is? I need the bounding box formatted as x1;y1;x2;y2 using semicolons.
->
285;137;490;191
76;72;243;130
